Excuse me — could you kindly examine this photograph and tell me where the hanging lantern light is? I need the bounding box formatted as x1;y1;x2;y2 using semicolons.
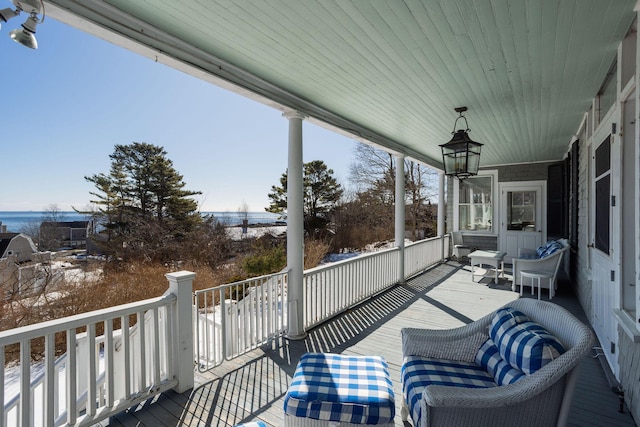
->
440;106;483;179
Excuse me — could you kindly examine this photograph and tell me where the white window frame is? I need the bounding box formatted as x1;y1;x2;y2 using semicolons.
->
453;170;498;235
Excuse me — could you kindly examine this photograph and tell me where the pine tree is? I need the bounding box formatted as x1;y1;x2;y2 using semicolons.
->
266;160;343;236
85;142;202;259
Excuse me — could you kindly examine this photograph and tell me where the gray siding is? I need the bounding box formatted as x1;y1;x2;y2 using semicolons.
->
494;161;556;182
574;139;592;321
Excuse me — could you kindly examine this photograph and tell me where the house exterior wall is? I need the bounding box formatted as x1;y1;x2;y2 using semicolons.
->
445;162;558;252
40;222;91;249
493;162;554;182
574;137;593;321
4;235;36;263
567;19;640;421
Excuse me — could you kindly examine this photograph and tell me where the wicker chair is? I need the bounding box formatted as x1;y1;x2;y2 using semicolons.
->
452;231;472;260
512;242;570;297
401;298;594;427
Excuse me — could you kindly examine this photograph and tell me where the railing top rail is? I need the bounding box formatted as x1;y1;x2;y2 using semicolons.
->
303;245;400;275
194;270;288;296
0;294;176;345
405;235;446;248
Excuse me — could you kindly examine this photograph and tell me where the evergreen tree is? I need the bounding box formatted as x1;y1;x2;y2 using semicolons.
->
85;142;203;259
266;160;343;236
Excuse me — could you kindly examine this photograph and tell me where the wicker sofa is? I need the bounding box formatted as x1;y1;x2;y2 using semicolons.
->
400;298;593;427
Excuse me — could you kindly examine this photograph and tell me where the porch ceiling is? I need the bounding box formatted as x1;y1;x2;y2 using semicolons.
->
47;0;636;169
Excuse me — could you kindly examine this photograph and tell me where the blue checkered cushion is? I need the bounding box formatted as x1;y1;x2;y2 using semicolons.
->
489;307;529;342
284;353;395;424
402;356;495;426
541;240;563;258
494;321;566;375
535;240;564;259
475;339;525;385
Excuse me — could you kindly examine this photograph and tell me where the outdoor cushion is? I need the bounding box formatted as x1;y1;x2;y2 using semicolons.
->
535;240;564;258
494;320;566;375
284;353;395;424
488;307;530;341
475;338;525;385
402;356;496;426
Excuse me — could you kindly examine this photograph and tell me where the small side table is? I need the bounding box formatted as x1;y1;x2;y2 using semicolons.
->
468;250;507;285
520;270;554;300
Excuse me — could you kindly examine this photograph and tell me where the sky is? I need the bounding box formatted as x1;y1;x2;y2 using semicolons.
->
0;17;359;213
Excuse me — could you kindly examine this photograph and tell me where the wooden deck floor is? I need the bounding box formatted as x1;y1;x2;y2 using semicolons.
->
108;261;637;426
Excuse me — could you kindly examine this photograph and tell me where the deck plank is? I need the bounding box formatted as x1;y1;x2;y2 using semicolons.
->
109;261;637;426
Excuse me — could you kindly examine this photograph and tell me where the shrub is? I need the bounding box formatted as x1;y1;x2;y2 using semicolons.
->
242;245;286;276
304;238;330;269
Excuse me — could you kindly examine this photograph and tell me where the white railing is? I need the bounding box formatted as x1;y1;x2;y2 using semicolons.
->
404;235;447;278
1;236;449;424
303;247;401;329
1;271;195;427
194;271;288;371
193;236;449;367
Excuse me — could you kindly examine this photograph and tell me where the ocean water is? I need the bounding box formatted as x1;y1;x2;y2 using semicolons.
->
0;211;283;233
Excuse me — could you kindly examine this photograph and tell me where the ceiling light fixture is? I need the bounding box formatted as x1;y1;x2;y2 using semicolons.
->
440;106;483;179
1;0;44;49
0;7;19;30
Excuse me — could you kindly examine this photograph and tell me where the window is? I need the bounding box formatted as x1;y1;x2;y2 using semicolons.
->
506;191;536;231
594;136;611;254
458;175;493;231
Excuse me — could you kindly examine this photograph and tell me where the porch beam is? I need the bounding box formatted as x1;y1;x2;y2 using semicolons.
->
395;154;406;283
284;111;307;340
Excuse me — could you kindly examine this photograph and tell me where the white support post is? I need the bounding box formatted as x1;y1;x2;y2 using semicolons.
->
165;270;196;393
395;154;406;283
284;111;307;340
438;172;446;260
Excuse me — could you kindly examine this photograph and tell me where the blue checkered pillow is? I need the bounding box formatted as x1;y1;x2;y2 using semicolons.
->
541;241;563;258
475;339;525;385
489;307;529;343
284;353;395;424
494;321;566;375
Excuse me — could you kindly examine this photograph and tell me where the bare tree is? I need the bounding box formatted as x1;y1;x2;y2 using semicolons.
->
39;204;68;251
348;142;439;240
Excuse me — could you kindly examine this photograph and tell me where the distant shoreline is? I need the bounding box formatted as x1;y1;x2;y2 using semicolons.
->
0;211;285;233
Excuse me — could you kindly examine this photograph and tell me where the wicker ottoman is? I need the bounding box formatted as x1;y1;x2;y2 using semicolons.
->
284;353;395;426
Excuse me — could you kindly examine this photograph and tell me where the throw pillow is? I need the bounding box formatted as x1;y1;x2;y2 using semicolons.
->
494;321;566;375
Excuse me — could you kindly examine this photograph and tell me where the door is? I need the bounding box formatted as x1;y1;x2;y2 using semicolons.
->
500;181;546;262
590;125;621;376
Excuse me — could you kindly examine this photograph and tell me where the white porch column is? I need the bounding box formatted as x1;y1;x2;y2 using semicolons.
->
284;111;306;340
165;270;196;393
395;154;406;283
438;172;446;260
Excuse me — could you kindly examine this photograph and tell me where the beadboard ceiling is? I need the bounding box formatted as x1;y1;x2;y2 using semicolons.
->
46;0;637;170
